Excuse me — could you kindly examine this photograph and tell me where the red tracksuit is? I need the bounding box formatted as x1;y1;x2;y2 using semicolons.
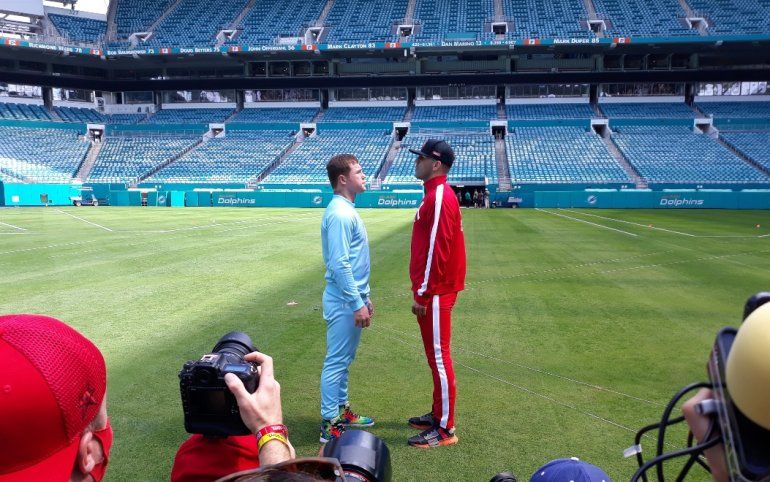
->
410;175;466;430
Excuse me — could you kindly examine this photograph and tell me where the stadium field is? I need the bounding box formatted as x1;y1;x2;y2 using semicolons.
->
1;207;768;481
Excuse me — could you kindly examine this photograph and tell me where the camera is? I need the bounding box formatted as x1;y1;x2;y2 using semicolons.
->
179;331;259;437
322;430;392;482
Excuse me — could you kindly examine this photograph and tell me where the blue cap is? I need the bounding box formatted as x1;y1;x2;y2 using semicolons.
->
530;458;611;482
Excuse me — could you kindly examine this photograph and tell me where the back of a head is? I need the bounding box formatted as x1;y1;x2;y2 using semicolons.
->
727;302;770;430
530;458;611;482
0;314;106;481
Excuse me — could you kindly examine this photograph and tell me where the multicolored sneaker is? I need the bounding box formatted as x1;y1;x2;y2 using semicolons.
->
408;426;458;448
407;412;435;430
320;416;346;443
339;401;375;427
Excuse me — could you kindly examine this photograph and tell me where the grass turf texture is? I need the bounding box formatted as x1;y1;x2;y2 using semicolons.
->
1;207;768;481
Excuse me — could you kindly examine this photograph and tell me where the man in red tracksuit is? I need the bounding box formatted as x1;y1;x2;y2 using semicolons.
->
406;139;466;448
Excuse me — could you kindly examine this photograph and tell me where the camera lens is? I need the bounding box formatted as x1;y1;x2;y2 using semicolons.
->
212;331;256;360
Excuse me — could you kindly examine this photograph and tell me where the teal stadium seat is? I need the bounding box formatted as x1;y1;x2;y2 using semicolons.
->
506;126;630;183
599;102;696;118
386;131;498;185
612;126;769;183
147;130;295;184
0;126;89;182
88;134;201;183
264;129;393;184
48;14;106;43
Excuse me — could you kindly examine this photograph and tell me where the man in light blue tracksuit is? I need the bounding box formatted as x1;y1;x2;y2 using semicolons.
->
319;153;375;443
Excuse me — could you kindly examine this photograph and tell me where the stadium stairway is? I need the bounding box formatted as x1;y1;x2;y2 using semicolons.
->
225;0;257;32
315;0;336;27
599;128;646;187
137;136;205;184
49;109;63;122
75;141;103;181
146;0;185;38
495;137;512;190
250;134;305;186
223;106;243;123
404;0;418;23
403;105;414;122
717;133;770;180
583;0;598;18
311;109;325;122
592;103;605;118
690;103;707;117
106;0;118;40
493;0;504;18
376;139;402;183
497;103;506;120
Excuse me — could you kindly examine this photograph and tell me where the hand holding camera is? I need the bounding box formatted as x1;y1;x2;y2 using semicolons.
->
224;351;281;433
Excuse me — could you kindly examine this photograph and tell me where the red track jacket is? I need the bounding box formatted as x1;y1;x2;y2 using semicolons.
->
410;175;466;299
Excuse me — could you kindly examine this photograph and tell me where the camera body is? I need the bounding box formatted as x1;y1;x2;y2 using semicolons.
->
708;327;770;481
179;332;259;437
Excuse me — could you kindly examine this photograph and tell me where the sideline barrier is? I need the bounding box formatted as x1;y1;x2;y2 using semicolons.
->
534;191;770;209
3;183;81;206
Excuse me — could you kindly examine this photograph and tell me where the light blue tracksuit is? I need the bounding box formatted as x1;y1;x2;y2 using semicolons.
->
320;195;370;420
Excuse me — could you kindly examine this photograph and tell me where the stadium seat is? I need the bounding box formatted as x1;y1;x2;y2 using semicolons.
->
697;102;770;118
230;108;319;123
114;0;176;39
720;131;770;173
88;134;202;183
502;0;591;38
612;126;768;183
145;0;250;47
264;129;393;184
0;126;89;182
686;0;770;35
506;126;630;183
324;0;408;43
227;0;326;46
147;130;295;184
48;14;107;44
506;103;595;120
321;107;406;122
412;105;498;122
592;0;697;36
385;130;497;184
145;109;235;124
412;0;496;42
599;102;696;118
0;102;54;121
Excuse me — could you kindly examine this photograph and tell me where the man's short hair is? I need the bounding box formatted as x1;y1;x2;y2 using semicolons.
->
0;314;106;481
326;154;359;189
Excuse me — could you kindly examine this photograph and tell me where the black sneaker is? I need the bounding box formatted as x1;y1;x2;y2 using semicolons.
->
408;426;458;448
408;412;435;430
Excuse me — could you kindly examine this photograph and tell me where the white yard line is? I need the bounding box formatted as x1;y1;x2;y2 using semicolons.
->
0;221;26;231
561;209;768;239
560;209;696;237
55;209;113;232
536;208;638;237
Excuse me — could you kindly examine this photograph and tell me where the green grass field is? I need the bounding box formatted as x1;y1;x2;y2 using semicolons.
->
2;207;768;481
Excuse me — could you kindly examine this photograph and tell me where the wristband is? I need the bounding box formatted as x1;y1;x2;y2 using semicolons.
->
256;424;289;440
258;432;289;451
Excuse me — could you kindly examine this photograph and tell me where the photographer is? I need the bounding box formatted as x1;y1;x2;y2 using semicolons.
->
172;351;296;481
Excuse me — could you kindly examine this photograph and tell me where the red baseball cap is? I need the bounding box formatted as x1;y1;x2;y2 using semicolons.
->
0;314;106;482
171;434;261;482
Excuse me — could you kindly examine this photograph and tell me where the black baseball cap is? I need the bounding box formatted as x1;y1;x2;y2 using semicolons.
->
409;139;455;168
